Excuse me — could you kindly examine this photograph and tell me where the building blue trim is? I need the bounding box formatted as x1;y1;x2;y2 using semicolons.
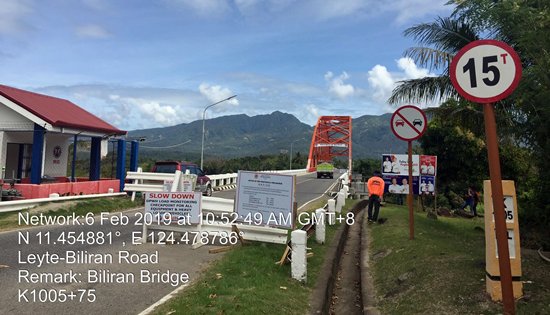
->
116;139;126;191
17;144;24;180
30;124;45;184
130;140;139;172
71;134;78;182
89;137;102;181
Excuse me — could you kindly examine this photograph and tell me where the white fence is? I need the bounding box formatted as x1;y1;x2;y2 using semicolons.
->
125;168;308;195
0;192;127;213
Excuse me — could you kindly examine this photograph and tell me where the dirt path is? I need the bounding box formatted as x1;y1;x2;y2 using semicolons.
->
330;209;364;315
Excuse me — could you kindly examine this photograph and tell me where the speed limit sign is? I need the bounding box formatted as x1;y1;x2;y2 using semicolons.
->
450;40;522;103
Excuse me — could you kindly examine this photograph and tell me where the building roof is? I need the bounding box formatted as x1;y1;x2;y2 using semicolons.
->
0;84;126;135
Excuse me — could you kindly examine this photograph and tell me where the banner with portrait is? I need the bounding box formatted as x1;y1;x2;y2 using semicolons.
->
381;154;438;196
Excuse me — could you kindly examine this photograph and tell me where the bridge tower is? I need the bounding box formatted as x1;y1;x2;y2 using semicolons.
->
306;116;352;173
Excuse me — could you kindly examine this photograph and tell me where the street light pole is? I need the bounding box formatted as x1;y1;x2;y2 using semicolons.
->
201;95;237;170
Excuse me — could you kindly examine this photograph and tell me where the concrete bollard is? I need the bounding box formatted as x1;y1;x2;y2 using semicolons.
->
315;209;326;244
336;190;345;212
291;230;307;282
327;199;336;225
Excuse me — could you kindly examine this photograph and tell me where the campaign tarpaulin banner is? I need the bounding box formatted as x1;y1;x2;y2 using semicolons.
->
383;175;419;195
419;176;436;195
420;155;437;176
381;154;420;176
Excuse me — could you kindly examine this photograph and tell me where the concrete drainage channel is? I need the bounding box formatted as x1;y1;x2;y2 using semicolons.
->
309;199;380;315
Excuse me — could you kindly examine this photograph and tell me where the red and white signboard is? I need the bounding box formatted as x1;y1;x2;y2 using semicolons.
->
450;40;522;103
145;192;202;225
390;105;427;141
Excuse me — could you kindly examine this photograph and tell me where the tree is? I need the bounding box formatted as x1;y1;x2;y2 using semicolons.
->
388;17;479;104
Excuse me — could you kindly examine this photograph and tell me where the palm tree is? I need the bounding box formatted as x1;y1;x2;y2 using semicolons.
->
388;17;479;105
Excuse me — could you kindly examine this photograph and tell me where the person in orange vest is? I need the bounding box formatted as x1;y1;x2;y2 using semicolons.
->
367;170;385;223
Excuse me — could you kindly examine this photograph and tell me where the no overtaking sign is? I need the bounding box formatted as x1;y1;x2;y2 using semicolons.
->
390;105;427;141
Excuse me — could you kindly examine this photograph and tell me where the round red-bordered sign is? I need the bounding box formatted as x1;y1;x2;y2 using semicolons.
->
390;105;427;141
450;40;522;104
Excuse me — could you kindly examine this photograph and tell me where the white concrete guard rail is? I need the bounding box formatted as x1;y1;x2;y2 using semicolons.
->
209;168;308;190
0;192;128;213
125;168;308;193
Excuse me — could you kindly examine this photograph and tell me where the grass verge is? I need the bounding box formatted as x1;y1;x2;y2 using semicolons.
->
369;204;550;314
0;196;143;231
154;199;360;315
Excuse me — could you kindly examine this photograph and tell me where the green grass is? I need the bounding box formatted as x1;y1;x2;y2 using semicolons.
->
0;196;143;231
154;200;359;315
369;205;550;314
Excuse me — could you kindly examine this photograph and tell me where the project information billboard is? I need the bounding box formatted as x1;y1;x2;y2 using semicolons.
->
235;171;296;229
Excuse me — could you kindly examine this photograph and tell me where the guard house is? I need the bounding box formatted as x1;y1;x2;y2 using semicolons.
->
0;84;133;199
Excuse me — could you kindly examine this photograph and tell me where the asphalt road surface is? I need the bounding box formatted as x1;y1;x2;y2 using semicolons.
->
0;172;338;315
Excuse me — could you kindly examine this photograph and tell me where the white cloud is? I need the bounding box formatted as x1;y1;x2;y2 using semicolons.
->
296;103;321;125
397;57;431;78
367;57;435;106
163;0;449;24
199;83;239;107
391;0;451;25
367;65;394;103
166;0;231;17
325;71;355;99
75;24;111;39
114;96;179;126
0;0;33;34
312;0;368;20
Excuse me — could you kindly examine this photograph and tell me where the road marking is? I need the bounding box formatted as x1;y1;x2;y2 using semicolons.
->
138;283;189;315
296;178;315;185
298;179;338;211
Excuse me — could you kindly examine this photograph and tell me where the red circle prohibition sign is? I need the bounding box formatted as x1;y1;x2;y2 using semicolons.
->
450;39;522;104
390;105;427;141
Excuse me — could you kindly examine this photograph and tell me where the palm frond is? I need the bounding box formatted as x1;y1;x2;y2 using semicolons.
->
403;47;453;70
403;17;479;56
388;76;458;105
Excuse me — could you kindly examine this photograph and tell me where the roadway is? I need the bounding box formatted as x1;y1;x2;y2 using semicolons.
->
0;172;338;315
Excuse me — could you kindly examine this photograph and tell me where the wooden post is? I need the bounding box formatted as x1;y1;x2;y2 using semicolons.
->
408;141;414;240
483;103;515;314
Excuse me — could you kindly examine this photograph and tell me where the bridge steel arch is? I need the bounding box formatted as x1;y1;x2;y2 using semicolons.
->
306;116;352;174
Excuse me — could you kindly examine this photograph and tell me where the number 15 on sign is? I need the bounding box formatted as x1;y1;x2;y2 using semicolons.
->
450;40;522;104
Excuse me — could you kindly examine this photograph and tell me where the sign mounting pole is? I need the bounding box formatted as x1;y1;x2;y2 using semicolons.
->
407;141;414;240
483;102;514;313
450;39;522;315
390;104;427;241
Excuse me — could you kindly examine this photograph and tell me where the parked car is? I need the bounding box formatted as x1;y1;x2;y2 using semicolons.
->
151;161;212;196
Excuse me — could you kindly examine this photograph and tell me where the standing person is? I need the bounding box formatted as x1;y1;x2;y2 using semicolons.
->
400;178;409;194
389;177;403;205
420;162;428;175
420;179;428;195
388;177;400;193
427;180;435;195
427;162;435;175
461;187;474;213
391;156;400;173
367;171;385;223
383;156;392;173
471;186;479;216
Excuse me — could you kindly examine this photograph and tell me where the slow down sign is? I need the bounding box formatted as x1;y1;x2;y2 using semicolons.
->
390;105;427;141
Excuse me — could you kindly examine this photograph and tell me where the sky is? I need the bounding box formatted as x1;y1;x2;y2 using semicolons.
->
0;0;453;130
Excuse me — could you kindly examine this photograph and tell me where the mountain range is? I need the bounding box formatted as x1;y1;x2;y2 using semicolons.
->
128;111;408;159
